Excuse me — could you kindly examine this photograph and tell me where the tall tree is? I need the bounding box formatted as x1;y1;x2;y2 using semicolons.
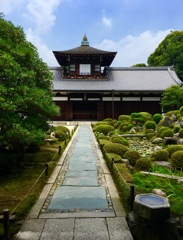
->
147;31;183;80
161;85;183;112
0;15;60;151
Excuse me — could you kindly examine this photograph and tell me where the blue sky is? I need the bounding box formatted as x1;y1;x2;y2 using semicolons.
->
1;0;183;67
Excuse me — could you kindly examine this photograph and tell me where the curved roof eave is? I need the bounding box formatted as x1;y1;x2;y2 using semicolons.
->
53;45;117;55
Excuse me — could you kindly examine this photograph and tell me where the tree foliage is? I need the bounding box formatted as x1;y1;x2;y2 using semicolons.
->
147;31;183;80
132;63;147;67
0;15;60;151
161;85;183;112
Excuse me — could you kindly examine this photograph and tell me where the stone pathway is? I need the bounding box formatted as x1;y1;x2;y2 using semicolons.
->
15;125;133;240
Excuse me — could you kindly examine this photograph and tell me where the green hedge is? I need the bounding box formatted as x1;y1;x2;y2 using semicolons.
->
103;142;128;157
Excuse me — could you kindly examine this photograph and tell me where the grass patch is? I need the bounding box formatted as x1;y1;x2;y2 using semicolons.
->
0;139;70;238
151;163;183;177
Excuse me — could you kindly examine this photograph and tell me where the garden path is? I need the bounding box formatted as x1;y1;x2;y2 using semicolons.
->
15;123;133;240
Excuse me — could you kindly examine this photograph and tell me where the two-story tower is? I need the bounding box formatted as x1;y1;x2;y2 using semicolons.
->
53;35;117;79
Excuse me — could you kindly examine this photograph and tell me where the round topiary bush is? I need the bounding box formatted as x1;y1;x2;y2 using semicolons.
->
161;129;174;138
96;134;110;140
153;113;163;124
55;125;70;137
123;150;141;166
135;157;152;171
119;124;129;133
54;129;67;141
106;153;122;162
145;129;155;134
111;137;129;146
151;149;169;161
144;121;156;130
156;126;170;137
171;150;183;168
174;125;181;133
179;129;183;138
139;112;152;122
103;143;128;157
166;145;183;157
118;115;130;122
94;124;115;135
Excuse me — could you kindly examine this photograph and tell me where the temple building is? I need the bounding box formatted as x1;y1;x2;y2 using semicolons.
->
51;35;182;121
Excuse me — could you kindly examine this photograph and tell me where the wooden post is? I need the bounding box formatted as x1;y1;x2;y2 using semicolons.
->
45;163;48;176
58;146;61;155
130;185;135;211
3;209;9;240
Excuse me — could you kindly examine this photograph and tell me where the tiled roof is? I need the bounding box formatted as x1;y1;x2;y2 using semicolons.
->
53;45;116;55
51;66;182;92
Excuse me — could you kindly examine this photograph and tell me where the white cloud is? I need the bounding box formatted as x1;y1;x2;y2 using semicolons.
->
24;0;63;66
0;0;25;14
95;29;172;66
102;16;112;29
26;0;61;34
26;28;59;66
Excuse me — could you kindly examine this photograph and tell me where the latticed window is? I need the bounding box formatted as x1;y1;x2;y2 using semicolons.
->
70;64;75;71
80;64;91;75
95;65;100;72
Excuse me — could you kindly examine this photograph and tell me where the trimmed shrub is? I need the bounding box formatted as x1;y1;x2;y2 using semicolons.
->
119;125;129;133
174;125;181;133
106;153;122;162
156;126;170;137
55;125;70;137
139;112;152;122
123;150;141;166
144;121;156;130
166;145;183;157
96;134;110;140
103;143;128;157
111;137;129;146
151;149;169;161
130;112;144;124
118;115;130;122
145;129;155;139
103;118;117;127
180;106;183;117
145;129;154;134
135;157;152;171
161;129;174;138
179;129;183;138
146;133;155;139
98;139;111;146
94;124;115;135
171;150;183;168
153;113;163;124
54;129;67;141
128;123;134;131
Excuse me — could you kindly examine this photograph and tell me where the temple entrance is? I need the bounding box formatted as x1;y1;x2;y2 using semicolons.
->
73;102;97;120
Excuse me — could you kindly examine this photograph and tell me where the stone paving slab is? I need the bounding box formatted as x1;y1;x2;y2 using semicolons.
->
65;170;97;178
68;155;96;163
63;176;98;186
107;217;134;240
15;219;46;240
48;186;108;210
68;161;96;171
74;218;109;240
39;211;115;218
40;219;75;240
